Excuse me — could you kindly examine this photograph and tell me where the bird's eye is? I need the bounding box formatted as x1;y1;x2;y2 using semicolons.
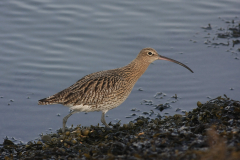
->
147;52;153;56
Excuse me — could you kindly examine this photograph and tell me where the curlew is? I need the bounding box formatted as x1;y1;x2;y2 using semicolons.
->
38;48;193;132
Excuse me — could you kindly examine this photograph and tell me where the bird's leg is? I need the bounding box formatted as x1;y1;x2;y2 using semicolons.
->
62;110;78;133
101;111;110;128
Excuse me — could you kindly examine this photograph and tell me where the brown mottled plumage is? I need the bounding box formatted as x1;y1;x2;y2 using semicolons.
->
38;48;193;132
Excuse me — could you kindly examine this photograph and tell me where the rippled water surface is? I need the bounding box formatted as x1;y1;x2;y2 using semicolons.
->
0;0;239;143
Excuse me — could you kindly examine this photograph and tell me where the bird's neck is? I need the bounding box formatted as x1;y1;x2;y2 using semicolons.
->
120;58;150;82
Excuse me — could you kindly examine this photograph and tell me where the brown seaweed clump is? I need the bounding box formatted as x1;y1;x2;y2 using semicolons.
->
1;95;240;160
202;21;240;49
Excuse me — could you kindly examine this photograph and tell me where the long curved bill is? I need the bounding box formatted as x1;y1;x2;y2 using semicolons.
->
159;55;194;73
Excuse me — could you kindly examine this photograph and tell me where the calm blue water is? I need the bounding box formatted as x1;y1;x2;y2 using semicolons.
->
0;0;239;143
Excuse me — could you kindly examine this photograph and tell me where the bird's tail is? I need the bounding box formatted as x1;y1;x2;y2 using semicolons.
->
38;95;60;105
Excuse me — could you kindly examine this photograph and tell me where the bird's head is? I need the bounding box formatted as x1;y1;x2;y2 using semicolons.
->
137;48;193;73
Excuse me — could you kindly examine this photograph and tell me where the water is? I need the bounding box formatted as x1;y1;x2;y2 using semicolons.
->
0;0;239;143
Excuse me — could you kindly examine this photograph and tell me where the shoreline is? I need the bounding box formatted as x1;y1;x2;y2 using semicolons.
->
1;95;240;160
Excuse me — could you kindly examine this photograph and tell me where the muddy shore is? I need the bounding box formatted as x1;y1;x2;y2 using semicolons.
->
1;95;240;160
